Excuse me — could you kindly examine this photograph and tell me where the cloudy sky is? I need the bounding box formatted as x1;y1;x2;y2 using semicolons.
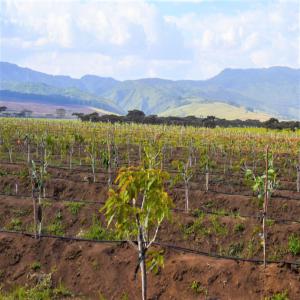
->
0;0;299;80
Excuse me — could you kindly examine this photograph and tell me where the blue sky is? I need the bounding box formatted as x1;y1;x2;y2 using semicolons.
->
0;0;299;80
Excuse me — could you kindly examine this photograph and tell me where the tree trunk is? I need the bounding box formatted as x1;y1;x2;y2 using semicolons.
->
107;141;112;188
79;146;82;166
205;170;209;192
92;159;96;183
138;229;147;300
8;148;12;163
140;251;147;300
69;149;73;170
27;143;30;164
297;166;300;193
184;180;189;212
139;143;142;165
32;195;37;239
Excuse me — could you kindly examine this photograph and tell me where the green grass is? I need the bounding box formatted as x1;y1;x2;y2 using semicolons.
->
80;215;117;241
31;262;41;271
265;290;289;300
234;223;245;233
288;234;300;256
0;275;72;300
227;242;244;257
190;281;208;295
45;212;64;236
6;218;22;231
64;201;85;216
182;214;228;239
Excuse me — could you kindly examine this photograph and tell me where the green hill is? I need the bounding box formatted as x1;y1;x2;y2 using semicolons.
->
0;62;299;120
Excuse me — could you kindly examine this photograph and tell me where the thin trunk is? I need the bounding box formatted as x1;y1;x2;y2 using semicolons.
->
138;228;147;300
79;146;82;166
8;148;12;163
161;146;165;170
38;193;42;237
297;166;300;193
15;183;18;195
140;253;147;300
205;167;209;192
91;157;96;183
32;194;37;239
185;180;189;212
263;146;269;268
107;140;112;188
127;140;131;166
27;143;30;164
139;143;142;165
69;149;73;170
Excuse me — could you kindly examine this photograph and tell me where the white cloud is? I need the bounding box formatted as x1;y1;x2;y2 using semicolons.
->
0;0;299;80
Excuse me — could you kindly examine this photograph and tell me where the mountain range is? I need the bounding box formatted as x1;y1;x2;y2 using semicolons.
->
0;62;299;120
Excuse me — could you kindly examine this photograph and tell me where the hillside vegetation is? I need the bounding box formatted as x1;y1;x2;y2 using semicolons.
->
1;62;299;120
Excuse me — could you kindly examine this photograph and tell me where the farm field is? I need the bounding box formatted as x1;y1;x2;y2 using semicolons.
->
0;118;300;299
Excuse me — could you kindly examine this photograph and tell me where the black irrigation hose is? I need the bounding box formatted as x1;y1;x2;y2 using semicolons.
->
206;189;300;201
1;160;298;184
1;166;299;195
1;229;300;266
173;207;300;225
1;192;300;225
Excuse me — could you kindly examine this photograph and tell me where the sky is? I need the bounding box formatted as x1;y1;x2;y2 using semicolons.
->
0;0;299;80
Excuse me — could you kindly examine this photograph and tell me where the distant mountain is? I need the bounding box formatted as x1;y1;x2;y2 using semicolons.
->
0;62;299;120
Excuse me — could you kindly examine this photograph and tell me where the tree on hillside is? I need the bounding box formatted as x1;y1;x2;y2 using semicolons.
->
264;118;280;129
102;166;173;300
56;108;66;118
126;110;146;122
0;106;7;112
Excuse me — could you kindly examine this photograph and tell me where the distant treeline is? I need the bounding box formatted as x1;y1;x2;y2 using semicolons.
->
73;110;300;130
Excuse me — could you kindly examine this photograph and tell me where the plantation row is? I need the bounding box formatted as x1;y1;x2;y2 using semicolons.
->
1;194;300;262
0;118;299;299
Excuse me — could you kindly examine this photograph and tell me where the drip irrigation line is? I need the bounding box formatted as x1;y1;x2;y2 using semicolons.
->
1;229;300;266
0;160;297;183
1;162;299;193
3;137;297;157
1;193;300;225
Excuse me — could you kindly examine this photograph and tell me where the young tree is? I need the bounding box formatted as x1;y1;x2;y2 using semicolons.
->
102;166;173;300
173;160;194;212
245;147;278;267
30;160;48;238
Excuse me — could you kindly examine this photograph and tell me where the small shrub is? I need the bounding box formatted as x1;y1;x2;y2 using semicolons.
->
46;212;64;236
266;219;275;227
227;242;244;257
234;223;245;233
265;290;289;300
31;261;41;271
13;208;31;217
65;201;85;216
81;215;116;241
190;281;208;295
0;273;72;299
209;215;228;236
6;218;22;231
288;234;300;256
182;213;206;238
204;201;214;209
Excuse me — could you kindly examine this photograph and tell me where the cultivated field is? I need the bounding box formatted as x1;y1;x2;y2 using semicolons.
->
0;118;299;299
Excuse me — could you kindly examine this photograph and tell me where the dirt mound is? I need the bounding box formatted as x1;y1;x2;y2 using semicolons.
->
0;233;299;300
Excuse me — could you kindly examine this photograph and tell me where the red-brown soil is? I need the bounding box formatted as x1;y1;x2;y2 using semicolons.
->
1;159;299;299
1;233;300;300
